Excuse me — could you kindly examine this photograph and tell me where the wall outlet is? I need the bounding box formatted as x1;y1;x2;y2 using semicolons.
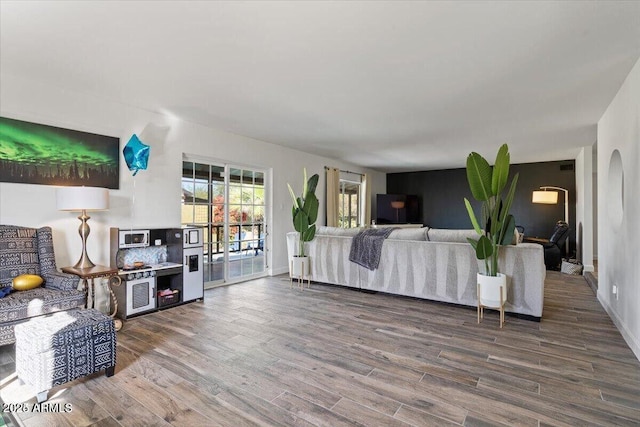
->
612;285;619;300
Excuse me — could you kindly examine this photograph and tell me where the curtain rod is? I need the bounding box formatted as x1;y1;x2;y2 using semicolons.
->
324;166;364;177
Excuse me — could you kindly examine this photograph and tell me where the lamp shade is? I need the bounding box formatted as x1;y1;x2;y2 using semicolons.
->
390;201;405;209
532;190;558;204
57;187;109;211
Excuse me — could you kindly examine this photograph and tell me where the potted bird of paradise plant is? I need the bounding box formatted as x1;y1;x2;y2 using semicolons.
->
287;168;319;278
464;144;519;326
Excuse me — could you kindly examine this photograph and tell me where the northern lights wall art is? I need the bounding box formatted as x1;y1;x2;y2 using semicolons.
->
0;117;119;189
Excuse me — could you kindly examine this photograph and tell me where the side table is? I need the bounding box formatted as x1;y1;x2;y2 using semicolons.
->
61;265;123;331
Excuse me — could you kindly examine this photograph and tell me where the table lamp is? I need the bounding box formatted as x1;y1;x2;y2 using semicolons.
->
57;186;109;269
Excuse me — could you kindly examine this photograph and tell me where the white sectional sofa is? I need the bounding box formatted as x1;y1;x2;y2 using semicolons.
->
286;226;546;319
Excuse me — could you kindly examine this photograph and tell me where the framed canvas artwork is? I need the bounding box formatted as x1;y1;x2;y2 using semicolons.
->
0;116;119;189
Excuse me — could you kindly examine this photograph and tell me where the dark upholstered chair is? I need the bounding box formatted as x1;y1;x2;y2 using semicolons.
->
0;225;85;346
542;221;570;271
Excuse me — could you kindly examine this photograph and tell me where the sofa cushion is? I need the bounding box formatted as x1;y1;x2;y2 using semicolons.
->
513;228;523;245
388;228;428;241
317;226;363;236
36;226;59;276
43;271;80;291
0;226;40;288
427;228;478;243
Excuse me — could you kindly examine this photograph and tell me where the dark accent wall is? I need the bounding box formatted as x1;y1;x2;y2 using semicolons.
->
387;160;576;254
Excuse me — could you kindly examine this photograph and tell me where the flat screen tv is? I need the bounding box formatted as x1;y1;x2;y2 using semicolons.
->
376;194;420;224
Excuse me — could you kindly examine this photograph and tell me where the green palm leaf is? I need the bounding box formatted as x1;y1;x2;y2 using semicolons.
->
492;143;510;195
464;144;518;276
466;152;493;201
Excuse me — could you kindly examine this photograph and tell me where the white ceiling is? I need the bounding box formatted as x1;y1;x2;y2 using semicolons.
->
1;1;639;173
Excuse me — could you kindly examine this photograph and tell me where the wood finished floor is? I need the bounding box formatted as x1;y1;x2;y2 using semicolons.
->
1;271;639;426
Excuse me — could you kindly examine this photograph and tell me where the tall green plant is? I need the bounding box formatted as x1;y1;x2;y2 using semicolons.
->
287;168;319;257
464;144;519;277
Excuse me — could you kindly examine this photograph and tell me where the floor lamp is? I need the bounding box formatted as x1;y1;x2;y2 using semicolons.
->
391;201;405;223
532;186;569;256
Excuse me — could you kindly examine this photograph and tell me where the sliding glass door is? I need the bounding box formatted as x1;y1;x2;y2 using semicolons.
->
181;159;267;286
227;167;266;280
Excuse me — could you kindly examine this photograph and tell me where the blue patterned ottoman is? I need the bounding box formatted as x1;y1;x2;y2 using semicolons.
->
14;309;116;403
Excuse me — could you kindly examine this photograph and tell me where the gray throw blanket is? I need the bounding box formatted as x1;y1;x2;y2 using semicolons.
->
349;228;396;270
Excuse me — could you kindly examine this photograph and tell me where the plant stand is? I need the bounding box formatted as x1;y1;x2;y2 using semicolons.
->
477;273;507;328
290;257;311;290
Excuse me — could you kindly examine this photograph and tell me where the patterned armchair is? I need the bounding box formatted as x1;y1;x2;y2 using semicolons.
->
0;225;86;346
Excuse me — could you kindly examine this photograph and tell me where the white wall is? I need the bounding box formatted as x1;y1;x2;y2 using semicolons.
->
0;73;386;276
592;142;598;260
597;57;640;360
575;145;594;272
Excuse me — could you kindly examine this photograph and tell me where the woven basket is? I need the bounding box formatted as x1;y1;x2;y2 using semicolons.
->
561;259;583;275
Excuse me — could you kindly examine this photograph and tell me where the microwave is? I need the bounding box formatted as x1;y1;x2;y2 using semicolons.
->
119;229;150;248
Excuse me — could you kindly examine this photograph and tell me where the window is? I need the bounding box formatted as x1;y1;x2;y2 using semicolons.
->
338;173;362;228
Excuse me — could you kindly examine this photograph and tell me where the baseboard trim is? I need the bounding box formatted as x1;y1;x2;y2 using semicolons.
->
584;272;598;295
270;266;289;276
598;292;640;362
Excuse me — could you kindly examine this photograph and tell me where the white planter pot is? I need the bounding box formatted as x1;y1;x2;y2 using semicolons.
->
291;256;310;277
477;272;507;308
